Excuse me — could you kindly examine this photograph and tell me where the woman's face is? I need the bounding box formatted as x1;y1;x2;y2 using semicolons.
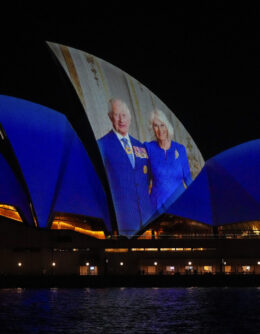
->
153;117;168;142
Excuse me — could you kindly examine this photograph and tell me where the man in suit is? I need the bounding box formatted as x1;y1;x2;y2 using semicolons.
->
98;98;153;237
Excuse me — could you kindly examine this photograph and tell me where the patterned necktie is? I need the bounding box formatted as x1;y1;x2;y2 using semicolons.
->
121;138;135;168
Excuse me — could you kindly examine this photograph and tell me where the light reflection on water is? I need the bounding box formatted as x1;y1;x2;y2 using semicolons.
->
0;287;259;333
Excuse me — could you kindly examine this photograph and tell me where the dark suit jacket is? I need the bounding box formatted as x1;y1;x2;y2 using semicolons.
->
98;130;153;237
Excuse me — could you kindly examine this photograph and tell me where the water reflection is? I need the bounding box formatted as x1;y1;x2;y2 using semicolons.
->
0;288;259;333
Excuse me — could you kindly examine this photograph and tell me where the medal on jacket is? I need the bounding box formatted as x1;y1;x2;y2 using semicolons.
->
143;165;148;174
133;146;148;159
175;149;179;159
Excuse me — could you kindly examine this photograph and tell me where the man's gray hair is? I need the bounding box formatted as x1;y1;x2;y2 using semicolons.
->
149;109;174;139
108;98;131;118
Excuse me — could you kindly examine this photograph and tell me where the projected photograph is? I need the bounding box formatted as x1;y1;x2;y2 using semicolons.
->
48;42;205;237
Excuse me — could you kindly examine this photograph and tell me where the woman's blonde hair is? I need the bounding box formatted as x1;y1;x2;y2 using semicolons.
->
149;109;174;139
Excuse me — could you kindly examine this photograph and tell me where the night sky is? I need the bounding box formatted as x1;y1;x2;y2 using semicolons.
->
1;4;259;160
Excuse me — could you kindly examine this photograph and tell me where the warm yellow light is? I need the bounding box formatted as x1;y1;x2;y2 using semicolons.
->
131;248;145;251
188;261;192;265
224;265;232;274
138;229;153;239
18;262;22;267
0;204;23;222
51;221;105;239
160;248;175;251
154;262;158;266
0;204;15;209
242;265;251;272
52;221;71;230
204;266;212;271
105;248;128;253
52;262;56;267
144;248;158;251
120;262;124;266
252;225;260;235
75;227;105;239
86;262;90;266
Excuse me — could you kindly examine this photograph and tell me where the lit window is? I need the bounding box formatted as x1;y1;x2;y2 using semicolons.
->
105;248;128;253
166;266;175;271
80;266;87;276
160;248;175;251
203;266;212;273
147;266;156;274
144;248;158;252
185;265;193;271
242;265;251;272
224;265;232;274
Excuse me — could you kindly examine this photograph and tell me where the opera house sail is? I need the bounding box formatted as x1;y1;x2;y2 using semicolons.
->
0;95;111;237
47;42;204;237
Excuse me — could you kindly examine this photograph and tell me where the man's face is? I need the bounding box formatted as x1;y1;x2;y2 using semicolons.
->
110;101;131;136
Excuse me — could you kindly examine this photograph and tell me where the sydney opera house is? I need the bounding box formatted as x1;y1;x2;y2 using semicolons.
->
0;42;259;277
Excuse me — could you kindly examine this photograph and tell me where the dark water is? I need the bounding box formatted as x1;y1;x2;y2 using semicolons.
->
0;287;260;333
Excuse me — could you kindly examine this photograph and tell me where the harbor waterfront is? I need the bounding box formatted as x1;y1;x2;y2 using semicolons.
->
1;217;260;281
0;287;260;333
0;77;259;288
